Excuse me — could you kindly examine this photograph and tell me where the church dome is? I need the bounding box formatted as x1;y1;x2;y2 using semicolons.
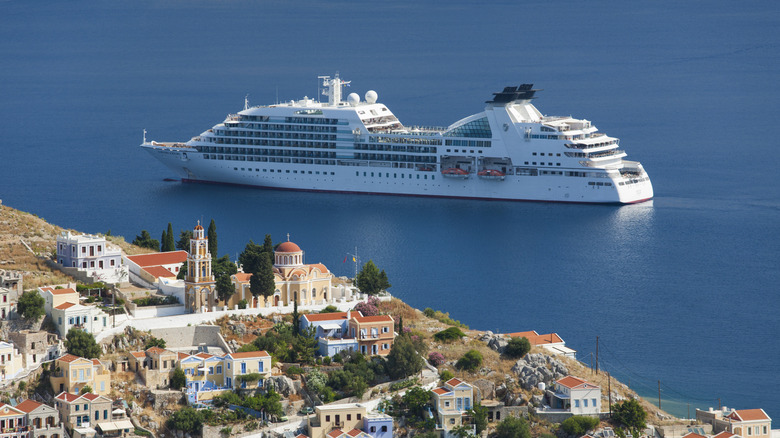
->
276;241;302;253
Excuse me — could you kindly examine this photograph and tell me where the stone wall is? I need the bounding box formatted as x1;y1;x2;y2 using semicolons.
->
150;325;230;352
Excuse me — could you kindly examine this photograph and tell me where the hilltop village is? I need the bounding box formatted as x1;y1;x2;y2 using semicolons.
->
0;203;774;438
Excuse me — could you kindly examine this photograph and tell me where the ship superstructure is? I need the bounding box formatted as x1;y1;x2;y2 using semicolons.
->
141;74;653;203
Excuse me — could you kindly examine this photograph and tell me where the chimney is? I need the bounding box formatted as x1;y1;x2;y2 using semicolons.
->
347;310;351;320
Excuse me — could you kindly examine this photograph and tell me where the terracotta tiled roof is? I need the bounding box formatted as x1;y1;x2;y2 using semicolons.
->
445;377;467;387
432;387;449;395
142;265;177;279
57;354;82;363
507;330;564;345
81;393;100;401
146;346;168;355
352;315;393;323
228;350;270;359
303;312;350;322
346;429;365;437
51;287;78;295
55;392;80;402
233;273;252;282
130;351;146;358
557;376;597;389
295;435;309;438
681;433;707;438
14;399;42;413
326;429;344;438
125;251;187;267
728;409;771;422
713;432;736;438
194;352;213;359
276;241;302;253
91;359;102;366
177;352;190;360
55;302;77;310
309;263;329;273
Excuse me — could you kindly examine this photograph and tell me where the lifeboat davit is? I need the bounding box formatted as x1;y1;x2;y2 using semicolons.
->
441;168;470;179
478;169;506;180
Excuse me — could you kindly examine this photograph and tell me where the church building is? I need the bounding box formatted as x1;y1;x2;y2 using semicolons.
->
184;222;216;313
228;238;338;308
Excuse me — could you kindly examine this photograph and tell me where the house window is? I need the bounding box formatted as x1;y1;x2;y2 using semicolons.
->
325;415;330;422
357;414;361;420
381;426;388;432
258;361;264;372
748;427;752;436
216;366;222;374
347;414;351;421
95;411;99;421
76;405;80;412
382;326;389;333
370;427;376;432
592;398;597;407
241;362;246;373
584;399;588;407
104;410;108;419
574;400;580;408
450;418;455;424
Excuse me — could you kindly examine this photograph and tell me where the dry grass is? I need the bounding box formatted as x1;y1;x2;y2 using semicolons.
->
0;204;153;289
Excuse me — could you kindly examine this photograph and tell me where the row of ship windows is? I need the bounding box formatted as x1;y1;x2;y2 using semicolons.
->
203;150;337;159
588;181;614;186
445;149;484;154
211;130;338;139
619;177;648;186
355;143;437;153
444;140;492;147
368;136;442;146
524;161;562;166
528;134;565;140
199;140;337;150
219;124;338;134
356;171;436;180
205;155;337;162
354;153;436;163
233;167;336;176
532;152;562;157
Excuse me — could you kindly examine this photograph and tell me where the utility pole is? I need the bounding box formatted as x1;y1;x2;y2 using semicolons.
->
596;336;599;375
658;380;662;409
589;352;594;374
608;372;612;417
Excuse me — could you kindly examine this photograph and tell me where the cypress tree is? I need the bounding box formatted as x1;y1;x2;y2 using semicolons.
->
165;222;175;252
160;230;168;251
207;219;218;257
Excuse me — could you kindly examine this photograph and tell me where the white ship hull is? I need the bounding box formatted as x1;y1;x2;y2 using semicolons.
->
142;76;653;204
142;145;653;204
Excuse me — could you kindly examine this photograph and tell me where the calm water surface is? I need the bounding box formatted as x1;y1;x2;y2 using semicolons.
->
1;0;778;418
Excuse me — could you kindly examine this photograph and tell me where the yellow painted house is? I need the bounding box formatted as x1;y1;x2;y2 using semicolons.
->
432;378;475;437
178;350;271;404
50;354;111;396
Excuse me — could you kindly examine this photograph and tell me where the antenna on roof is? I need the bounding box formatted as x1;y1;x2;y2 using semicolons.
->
143;129;147;144
244;94;249;110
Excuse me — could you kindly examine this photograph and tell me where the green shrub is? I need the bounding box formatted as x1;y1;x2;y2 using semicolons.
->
439;370;455;382
504;336;531;358
433;327;465;343
455;350;482;372
238;299;248;309
561;416;600;436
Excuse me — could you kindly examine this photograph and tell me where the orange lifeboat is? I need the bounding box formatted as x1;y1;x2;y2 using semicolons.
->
441;168;470;179
478;169;505;180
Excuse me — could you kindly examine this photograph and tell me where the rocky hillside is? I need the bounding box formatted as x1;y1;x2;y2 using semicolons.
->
0;203;151;288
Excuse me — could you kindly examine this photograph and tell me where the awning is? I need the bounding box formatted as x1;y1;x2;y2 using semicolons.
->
319;323;342;330
97;420;134;432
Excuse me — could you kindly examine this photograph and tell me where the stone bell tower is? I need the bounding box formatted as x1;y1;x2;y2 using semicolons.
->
184;221;216;313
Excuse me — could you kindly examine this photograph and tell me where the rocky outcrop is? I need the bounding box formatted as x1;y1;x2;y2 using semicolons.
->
510;352;569;391
265;375;301;397
472;378;496;401
480;331;509;354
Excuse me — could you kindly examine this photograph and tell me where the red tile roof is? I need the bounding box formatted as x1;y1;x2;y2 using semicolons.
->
352;315;393;323
57;354;82;363
728;409;771;422
681;433;707;438
303;312;350;322
432;387;450;395
507;330;564;345
14;399;43;413
130;351;146;358
52;287;78;295
177;352;190;360
142;265;177;279
146;346;169;355
81;393;100;401
713;432;736;438
445;377;466;387
55;392;80;402
276;241;302;253
194;352;213;359
228;350;270;359
126;251;187;267
346;429;365;437
557;376;588;388
326;429;344;438
233;273;252;282
55;302;77;310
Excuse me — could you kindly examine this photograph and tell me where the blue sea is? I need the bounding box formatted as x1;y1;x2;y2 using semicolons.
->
1;0;778;419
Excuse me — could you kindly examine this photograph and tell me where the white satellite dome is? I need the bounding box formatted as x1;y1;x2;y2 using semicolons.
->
347;93;360;106
365;90;378;104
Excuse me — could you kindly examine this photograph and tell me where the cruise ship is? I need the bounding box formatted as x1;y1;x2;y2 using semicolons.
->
141;74;653;204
